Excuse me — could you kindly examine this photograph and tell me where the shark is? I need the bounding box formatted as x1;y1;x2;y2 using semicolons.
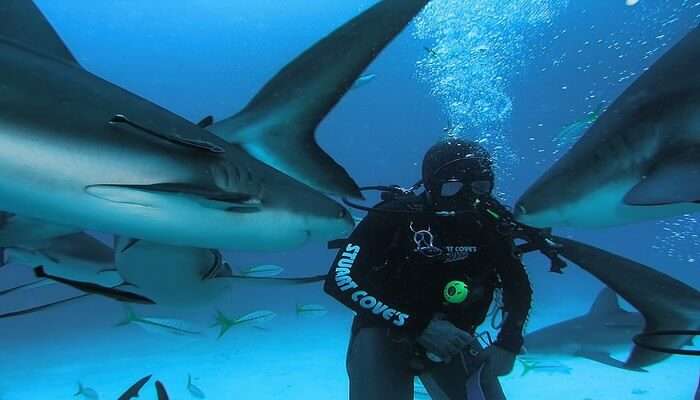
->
515;25;700;228
0;235;326;306
525;236;700;370
0;230;327;315
3;231;119;288
524;288;649;371
0;212;120;295
113;236;325;308
0;0;431;250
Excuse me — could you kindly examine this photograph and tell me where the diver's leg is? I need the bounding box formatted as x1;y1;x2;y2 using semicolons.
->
418;356;468;400
347;327;413;400
418;350;507;400
478;365;506;400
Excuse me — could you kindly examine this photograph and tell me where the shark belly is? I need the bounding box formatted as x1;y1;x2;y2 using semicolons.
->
0;122;311;250
520;176;700;228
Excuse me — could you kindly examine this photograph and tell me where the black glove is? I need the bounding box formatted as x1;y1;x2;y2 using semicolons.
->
416;319;473;362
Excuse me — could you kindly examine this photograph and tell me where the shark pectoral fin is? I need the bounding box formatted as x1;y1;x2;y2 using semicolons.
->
155;380;170;400
85;183;260;211
624;148;700;205
109;114;225;154
0;1;79;66
575;350;647;372
117;375;152;400
209;0;431;198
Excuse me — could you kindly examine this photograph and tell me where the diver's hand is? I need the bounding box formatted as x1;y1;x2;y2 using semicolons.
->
476;345;517;376
417;319;473;362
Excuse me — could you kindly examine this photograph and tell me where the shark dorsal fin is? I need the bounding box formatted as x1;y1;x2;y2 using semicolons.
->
0;1;79;65
210;0;430;198
588;288;622;316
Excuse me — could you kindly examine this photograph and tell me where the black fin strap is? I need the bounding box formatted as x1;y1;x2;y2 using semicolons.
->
633;330;700;356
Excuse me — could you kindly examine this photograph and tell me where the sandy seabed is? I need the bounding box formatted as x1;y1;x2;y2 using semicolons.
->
1;303;697;400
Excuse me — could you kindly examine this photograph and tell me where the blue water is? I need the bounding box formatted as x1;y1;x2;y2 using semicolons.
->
1;1;699;399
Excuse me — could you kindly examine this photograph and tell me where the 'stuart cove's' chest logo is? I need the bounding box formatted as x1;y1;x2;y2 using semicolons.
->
409;222;478;263
443;245;478;263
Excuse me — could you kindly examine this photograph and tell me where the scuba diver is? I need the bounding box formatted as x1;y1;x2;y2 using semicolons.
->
324;138;533;400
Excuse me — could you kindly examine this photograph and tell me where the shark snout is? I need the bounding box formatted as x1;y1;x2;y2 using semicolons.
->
305;201;355;241
513;195;553;228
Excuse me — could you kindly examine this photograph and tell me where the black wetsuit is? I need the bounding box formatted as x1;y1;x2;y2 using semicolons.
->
324;194;533;399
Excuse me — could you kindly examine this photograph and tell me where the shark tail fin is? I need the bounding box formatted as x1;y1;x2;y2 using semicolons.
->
209;0;430;198
518;359;536;377
211;309;234;339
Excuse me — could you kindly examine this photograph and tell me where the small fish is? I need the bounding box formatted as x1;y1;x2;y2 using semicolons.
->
117;375;151;400
187;374;206;399
631;388;648;395
472;44;489;53
351;73;376;90
211;309;277;339
116;306;201;337
554;104;606;148
295;304;328;318
626;0;639;6
239;264;284;278
424;46;439;58
518;358;572;376
74;382;99;400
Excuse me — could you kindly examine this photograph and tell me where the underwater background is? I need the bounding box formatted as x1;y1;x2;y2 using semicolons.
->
1;0;699;399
